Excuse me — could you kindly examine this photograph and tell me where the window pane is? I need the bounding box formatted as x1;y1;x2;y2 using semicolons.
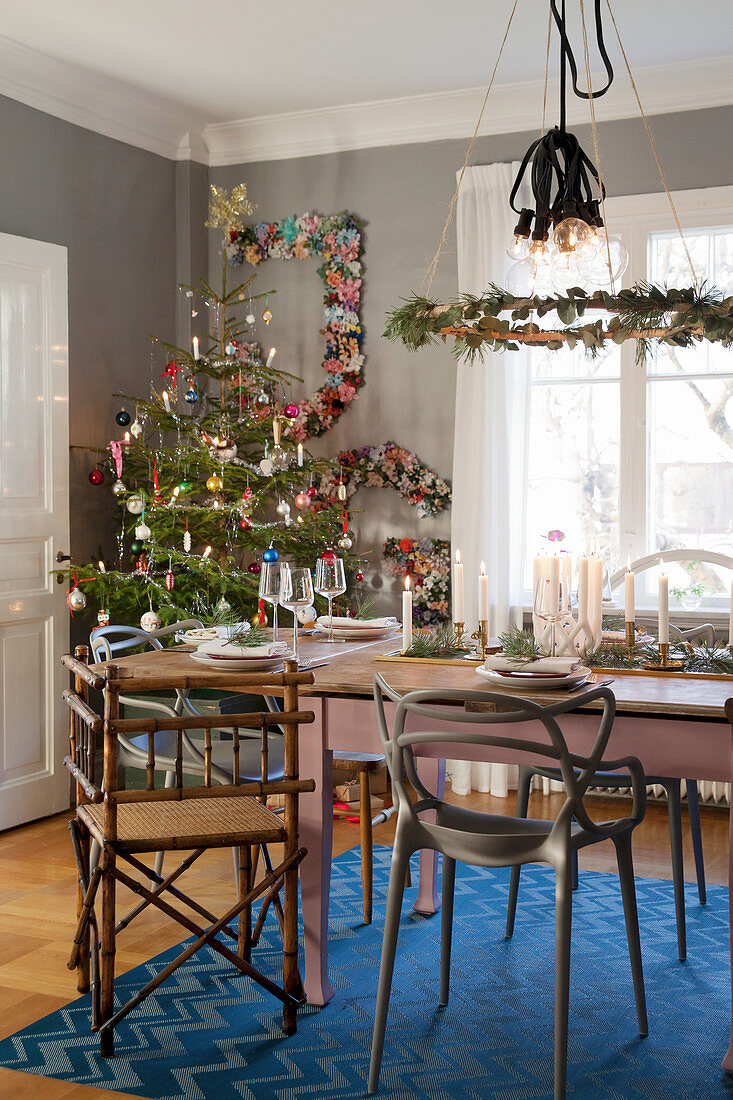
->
526;378;620;580
531;332;620;381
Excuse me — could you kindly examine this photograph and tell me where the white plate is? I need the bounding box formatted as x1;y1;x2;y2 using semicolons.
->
182;627;218;642
190;652;286;671
315;625;401;641
475;665;591;691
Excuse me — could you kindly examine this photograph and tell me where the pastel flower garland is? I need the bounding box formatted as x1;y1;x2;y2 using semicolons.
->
383;537;451;626
321;442;451;518
228;213;364;439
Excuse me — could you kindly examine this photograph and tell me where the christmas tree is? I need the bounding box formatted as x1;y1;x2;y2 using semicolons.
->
67;183;359;629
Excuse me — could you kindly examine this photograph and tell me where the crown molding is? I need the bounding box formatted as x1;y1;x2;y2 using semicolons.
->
0;35;208;162
205;54;733;166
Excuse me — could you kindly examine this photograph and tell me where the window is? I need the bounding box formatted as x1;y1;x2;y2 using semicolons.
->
525;187;733;611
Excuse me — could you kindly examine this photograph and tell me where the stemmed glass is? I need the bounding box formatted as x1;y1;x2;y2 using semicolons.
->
314;557;347;642
534;574;572;657
258;561;281;643
279;564;314;665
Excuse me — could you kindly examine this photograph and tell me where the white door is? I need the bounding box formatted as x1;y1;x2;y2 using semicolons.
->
0;232;70;830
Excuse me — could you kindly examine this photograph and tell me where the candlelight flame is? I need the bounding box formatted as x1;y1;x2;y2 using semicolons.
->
659;556;665;575
202;546;212;559
480;560;486;575
269;347;276;357
98;560;106;573
172;486;180;498
124;431;130;442
455;549;461;564
627;556;631;572
405;575;411;592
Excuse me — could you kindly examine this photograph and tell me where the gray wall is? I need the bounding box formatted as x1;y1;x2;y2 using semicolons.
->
0;93;178;573
211;105;733;607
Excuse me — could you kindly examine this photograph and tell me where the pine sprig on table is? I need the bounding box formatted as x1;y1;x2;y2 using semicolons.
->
352;592;377;620
404;624;466;659
222;622;269;648
497;625;543;665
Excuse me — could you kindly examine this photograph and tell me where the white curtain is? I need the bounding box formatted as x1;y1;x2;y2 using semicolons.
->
448;162;533;798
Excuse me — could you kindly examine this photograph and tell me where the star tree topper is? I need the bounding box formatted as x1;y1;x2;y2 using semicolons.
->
205;183;258;235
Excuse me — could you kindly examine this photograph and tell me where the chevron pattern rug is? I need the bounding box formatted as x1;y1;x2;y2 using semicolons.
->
1;847;732;1099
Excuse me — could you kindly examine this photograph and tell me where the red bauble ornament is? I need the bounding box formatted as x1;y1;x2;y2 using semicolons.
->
135;554;148;574
242;488;254;501
306;485;317;498
239;517;251;530
320;549;337;562
88;466;105;485
165;571;175;591
294;492;309;510
284;403;300;418
248;561;261;574
356;570;364;581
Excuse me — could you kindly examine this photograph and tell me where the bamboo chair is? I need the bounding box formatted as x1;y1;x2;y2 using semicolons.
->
369;676;648;1100
61;651;315;1056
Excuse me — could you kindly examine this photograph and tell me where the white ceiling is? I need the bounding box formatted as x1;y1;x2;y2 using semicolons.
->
1;1;733;163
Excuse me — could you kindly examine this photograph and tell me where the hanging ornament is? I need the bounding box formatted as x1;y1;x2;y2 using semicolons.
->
215;597;231;616
140;609;162;632
184;386;198;404
263;546;279;563
108;438;130;479
135;522;151;540
321;548;337;562
356;570;364;582
255;390;270;406
115;408;131;427
67;586;87;612
242;487;254;501
211;495;225;510
262;294;273;325
183;528;192;553
276;501;291;518
206;474;224;493
97;609;110;627
239;516;251;530
284;403;300;419
337;482;347;502
217;443;238;462
135;553;149;574
248;561;261;575
112;479;127;496
225;342;236;357
246;312;255;325
161;360;184;389
306;485;318;498
126;494;144;515
178;480;192;494
259;458;273;476
130;539;145;556
270;445;289;471
130;418;143;438
165;563;175;591
296;605;317;626
294;492;309;510
88;466;105;486
338;534;353;550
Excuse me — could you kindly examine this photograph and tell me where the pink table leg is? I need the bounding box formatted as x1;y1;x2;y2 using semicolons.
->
412;755;445;915
298;697;335;1006
723;728;733;1072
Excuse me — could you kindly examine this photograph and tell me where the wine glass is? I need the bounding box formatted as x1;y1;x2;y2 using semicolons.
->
534;574;572;658
279;564;314;664
258;561;281;642
314;557;347;642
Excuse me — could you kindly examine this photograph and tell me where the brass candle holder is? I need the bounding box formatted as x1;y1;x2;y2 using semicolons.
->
471;620;489;661
452;621;470;651
625;620;636;653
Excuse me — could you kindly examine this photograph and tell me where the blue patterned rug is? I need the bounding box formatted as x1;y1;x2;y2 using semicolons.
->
1;846;732;1099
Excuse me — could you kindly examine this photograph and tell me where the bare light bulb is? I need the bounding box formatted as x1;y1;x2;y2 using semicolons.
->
578;233;629;287
506;234;530;262
553;217;593;256
551;251;589;295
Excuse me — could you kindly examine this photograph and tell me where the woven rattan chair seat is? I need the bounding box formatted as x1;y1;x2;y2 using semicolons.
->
79;796;286;852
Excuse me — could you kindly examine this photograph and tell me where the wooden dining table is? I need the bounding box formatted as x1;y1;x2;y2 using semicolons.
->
87;634;733;1071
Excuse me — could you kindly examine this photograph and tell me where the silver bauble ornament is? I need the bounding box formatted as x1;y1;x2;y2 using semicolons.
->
255;391;269;406
134;523;151;540
338;534;353;550
259;458;273;476
67;586;87;611
140;609;162;632
112;479;126;496
126;494;144;515
276;501;291;517
215;597;231;616
130;419;143;438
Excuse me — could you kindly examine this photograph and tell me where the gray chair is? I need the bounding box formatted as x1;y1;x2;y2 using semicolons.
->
507;620;714;962
369;676;647;1100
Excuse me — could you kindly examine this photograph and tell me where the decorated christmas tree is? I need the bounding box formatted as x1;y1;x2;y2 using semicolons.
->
66;183;360;629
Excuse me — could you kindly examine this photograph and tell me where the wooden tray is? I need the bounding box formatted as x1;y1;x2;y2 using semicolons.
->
594;665;733;682
375;650;486;668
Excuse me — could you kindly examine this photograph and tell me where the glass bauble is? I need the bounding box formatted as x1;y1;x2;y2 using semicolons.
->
130;419;143;438
306;485;318;498
165;571;175;591
206;475;223;492
247;561;261;574
130;539;144;555
115;409;131;426
112;479;126;496
239;517;251;529
262;307;273;324
67;586;87;611
356;570;364;581
296;605;316;625
276;501;291;517
338;535;353;550
88;467;104;485
270;445;289;470
294;492;309;510
126;494;144;515
321;549;337;561
184;388;198;403
284;403;299;418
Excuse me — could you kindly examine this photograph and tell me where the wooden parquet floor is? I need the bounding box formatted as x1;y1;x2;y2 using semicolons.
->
0;789;727;1098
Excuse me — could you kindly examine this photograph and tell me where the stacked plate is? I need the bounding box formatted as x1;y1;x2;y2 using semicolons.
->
191;639;291;671
476;659;591;692
314;616;400;642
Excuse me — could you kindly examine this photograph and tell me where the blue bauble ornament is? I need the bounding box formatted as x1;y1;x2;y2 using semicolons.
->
263;547;279;563
184;387;198;404
115;409;131;426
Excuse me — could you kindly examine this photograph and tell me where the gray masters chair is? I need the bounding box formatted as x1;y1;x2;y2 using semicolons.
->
369;676;647;1100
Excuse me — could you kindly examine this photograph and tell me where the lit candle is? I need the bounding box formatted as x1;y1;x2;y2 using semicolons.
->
478;561;489;621
402;575;413;653
659;560;669;644
589;556;604;636
452;549;464;622
202;545;212;560
266;347;276;369
297;442;304;468
98;560;106;574
548;555;560;613
729;580;733;646
192;336;200;361
124;431;130;443
162;390;171;412
624;558;635;623
577;557;589;622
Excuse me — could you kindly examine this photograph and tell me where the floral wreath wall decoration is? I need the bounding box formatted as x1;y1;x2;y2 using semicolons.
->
228;213;364;439
320;442;451;518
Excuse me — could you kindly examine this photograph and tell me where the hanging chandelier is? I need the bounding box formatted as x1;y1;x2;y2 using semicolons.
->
384;0;733;361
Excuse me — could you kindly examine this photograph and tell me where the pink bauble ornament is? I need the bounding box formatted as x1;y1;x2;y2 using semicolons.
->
294;492;309;510
284;403;300;418
306;485;317;498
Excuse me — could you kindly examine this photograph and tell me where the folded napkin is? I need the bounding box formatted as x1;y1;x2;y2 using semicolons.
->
198;640;288;659
484;655;580;675
214;621;251;639
315;615;397;630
